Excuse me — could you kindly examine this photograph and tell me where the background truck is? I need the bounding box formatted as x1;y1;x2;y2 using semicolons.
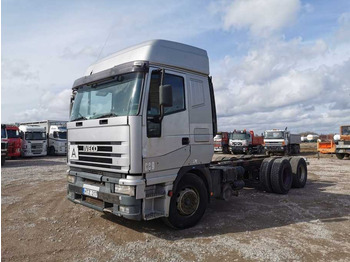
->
317;134;336;155
229;129;264;154
18;125;47;157
264;128;301;155
6;125;22;158
20;120;67;155
213;132;229;154
66;40;308;229
335;125;350;159
1;124;8;166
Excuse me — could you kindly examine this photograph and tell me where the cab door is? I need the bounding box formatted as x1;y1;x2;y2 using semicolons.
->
142;68;190;174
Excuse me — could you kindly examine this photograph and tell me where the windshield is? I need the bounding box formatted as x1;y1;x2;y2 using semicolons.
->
57;132;67;139
265;131;284;139
70;72;144;121
1;128;6;138
341;126;350;135
7;129;20;138
230;133;249;140
214;135;222;140
25;132;46;140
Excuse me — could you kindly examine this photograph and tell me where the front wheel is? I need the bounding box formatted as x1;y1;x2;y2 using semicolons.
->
163;173;208;229
1;156;5;166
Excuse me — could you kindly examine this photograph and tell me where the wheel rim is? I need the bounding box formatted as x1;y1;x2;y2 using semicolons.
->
177;188;200;216
298;165;306;182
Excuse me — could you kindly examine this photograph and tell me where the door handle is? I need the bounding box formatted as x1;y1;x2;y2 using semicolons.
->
182;137;189;145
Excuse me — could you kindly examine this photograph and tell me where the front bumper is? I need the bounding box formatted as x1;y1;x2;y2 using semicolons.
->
214;146;222;152
230;146;247;153
67;171;143;221
265;146;285;152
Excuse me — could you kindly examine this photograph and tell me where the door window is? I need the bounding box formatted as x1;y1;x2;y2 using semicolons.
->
147;70;185;137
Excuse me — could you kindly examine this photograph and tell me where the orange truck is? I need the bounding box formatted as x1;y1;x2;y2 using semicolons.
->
317;134;335;155
335;125;350;159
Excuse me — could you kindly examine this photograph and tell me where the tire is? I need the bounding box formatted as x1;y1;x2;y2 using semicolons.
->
163;173;208;229
336;153;345;160
49;146;55;156
270;158;293;194
290;157;307;188
1;157;5;166
259;158;277;193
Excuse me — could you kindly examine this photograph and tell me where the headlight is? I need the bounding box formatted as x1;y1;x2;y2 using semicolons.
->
67;175;76;183
115;184;135;196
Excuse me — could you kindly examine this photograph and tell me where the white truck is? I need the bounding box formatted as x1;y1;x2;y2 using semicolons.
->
1;124;8;166
66;40;308;228
264;128;301;156
20;120;67;155
18;125;47;157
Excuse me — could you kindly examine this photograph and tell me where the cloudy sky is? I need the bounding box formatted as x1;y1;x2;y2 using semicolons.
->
2;0;350;134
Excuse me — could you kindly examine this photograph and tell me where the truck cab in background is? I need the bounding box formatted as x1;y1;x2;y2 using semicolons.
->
19;125;47;157
213;132;229;154
20;121;67;155
229;130;264;154
6;125;22;158
48;125;67;155
335;125;350;159
1;124;8;166
264;128;301;156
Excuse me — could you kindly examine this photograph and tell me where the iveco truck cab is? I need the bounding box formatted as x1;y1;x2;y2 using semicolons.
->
67;40;308;228
19;125;47;157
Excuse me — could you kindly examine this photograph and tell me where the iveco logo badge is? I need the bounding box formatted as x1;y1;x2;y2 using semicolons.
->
83;145;98;152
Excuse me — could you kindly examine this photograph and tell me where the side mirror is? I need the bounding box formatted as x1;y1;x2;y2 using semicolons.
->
160;84;173;108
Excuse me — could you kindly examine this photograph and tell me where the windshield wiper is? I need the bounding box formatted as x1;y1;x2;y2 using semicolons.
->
91;113;118;119
71;116;87;122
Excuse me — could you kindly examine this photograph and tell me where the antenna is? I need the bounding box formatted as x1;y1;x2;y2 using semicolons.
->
91;24;115;74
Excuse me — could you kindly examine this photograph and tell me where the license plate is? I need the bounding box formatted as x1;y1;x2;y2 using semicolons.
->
83;188;98;198
82;184;100;198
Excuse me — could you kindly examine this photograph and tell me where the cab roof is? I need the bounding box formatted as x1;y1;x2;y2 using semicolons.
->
86;39;210;75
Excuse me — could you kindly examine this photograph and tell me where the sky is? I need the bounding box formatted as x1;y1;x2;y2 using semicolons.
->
2;0;350;134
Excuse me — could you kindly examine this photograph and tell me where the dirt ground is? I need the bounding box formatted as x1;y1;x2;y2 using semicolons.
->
1;147;350;261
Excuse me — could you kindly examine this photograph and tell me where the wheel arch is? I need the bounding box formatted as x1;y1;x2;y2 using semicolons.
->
174;165;212;201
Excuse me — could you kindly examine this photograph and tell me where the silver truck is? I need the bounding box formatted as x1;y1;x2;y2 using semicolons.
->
20;120;68;155
1;124;8;166
264;128;301;155
67;40;308;228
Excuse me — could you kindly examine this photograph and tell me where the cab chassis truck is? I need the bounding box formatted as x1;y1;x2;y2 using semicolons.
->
67;40;308;229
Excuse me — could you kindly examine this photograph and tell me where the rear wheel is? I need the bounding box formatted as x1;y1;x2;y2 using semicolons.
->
290;157;307;188
336;153;345;160
259;158;276;193
163;173;208;229
270;158;293;194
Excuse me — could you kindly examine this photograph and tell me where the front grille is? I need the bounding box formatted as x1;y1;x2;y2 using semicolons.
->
70;141;128;172
79;156;112;164
344;141;350;145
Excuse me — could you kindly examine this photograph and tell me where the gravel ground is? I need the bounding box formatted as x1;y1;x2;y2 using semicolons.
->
1;154;350;262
